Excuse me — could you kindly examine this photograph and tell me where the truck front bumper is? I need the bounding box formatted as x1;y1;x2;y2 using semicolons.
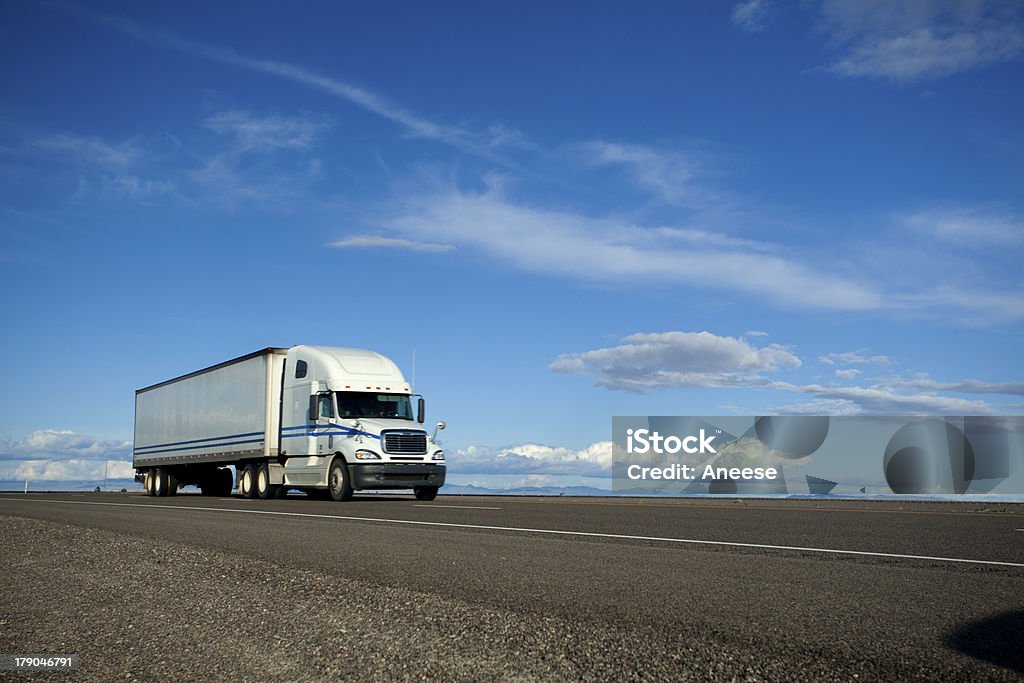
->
349;463;446;490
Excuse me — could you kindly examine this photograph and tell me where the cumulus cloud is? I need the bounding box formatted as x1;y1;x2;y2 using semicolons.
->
0;430;134;482
327;235;455;253
4;458;134;481
550;331;801;392
818;0;1024;82
0;429;131;460
554;332;1016;414
449;441;612;476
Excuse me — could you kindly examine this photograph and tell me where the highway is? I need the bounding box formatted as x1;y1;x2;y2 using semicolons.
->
1;493;1022;680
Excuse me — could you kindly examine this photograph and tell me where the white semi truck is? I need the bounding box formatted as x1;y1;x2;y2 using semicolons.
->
133;346;446;501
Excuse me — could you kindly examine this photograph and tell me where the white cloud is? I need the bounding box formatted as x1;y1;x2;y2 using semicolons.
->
732;0;774;33
328;235;455;253
884;377;1024;395
0;430;134;482
0;429;131;460
3;458;134;481
60;5;519;162
550;331;801;392
554;332;1014;414
819;350;892;366
384;186;885;311
790;382;998;414
818;0;1024;82
36;133;141;168
202;110;330;151
746;330;770;337
577;141;703;204
450;441;612;476
191;110;329;208
769;398;863;416
902;207;1024;246
97;174;175;200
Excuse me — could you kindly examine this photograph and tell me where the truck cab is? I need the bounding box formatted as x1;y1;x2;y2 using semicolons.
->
277;346;446;500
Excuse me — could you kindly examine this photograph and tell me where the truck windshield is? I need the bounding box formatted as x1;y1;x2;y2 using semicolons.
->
336;392;414;420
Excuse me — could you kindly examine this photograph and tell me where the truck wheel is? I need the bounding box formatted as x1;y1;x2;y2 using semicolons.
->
153;468;169;497
328;460;353;502
166;471;179;496
256;462;275;499
144;471;154;496
414;486;439;501
240;464;257;498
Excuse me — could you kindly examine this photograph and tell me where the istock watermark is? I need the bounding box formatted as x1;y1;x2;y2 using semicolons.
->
611;416;1024;497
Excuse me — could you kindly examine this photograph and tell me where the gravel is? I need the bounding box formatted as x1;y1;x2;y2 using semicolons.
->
0;514;1016;681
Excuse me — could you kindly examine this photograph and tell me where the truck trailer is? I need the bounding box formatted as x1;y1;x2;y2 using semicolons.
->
133;346;446;501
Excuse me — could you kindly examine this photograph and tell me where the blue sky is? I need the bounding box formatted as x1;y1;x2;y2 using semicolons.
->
1;0;1022;490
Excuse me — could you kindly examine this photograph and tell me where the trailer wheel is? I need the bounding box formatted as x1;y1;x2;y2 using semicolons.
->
256;462;275;499
153;468;168;497
328;460;353;502
414;486;439;501
144;471;154;496
240;464;257;499
166;471;178;496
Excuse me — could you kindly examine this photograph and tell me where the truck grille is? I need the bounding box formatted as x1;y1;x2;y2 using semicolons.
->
382;430;427;455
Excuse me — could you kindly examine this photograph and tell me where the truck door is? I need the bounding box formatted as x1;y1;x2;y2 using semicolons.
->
315;392;335;455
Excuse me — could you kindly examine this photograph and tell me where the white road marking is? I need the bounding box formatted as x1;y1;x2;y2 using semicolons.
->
413;504;502;510
4;497;1023;568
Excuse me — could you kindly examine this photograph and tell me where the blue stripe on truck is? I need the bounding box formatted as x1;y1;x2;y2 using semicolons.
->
133;437;265;456
281;425;381;439
133;425;382;457
134;430;265;453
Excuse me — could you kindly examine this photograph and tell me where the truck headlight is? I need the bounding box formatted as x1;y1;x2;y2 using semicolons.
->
432;450;445;461
354;449;381;460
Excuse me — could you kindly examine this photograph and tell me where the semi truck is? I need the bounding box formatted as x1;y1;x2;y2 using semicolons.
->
133;346;446;501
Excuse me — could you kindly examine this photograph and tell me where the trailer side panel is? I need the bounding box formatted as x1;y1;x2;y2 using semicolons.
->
133;350;284;467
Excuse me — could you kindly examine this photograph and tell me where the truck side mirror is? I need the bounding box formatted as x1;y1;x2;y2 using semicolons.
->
417;397;425;424
309;394;319;422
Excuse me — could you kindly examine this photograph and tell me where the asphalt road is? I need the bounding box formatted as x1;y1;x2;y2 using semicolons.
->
1;493;1023;680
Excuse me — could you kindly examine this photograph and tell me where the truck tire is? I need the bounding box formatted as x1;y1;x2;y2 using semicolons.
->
144;471;154;496
256;462;275;499
328;460;353;502
414;486;439;501
240;464;257;498
153;468;169;497
166;471;178;496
